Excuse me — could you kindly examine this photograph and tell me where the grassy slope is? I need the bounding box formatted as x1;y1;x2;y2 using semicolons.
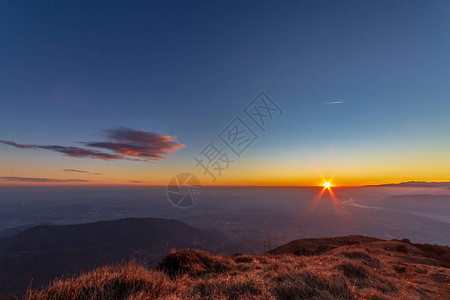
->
28;238;450;299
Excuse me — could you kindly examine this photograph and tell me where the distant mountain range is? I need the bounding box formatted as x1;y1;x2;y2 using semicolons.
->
365;181;450;188
0;217;231;295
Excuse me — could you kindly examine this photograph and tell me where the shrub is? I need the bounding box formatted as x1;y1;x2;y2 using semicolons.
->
336;262;369;279
233;255;254;263
157;249;234;277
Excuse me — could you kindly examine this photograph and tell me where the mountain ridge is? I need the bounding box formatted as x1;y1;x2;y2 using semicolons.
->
26;235;450;299
364;181;450;188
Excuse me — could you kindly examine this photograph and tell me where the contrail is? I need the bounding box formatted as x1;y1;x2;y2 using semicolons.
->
324;101;344;104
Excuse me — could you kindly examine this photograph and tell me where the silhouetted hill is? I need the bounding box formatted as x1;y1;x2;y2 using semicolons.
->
0;223;56;239
0;217;231;295
268;235;382;256
269;235;450;267
28;235;450;299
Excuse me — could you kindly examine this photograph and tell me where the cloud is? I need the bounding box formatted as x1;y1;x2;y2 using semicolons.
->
0;128;185;162
128;180;144;183
0;140;35;149
63;169;101;175
0;140;122;160
329;143;335;154
38;145;123;160
0;177;91;183
324;101;344;104
84;128;185;161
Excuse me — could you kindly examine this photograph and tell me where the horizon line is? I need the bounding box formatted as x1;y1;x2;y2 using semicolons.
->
1;181;449;188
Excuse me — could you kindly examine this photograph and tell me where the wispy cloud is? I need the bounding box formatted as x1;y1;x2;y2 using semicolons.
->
39;145;122;160
324;101;344;104
128;180;145;183
0;128;185;162
0;140;36;149
84;128;185;161
0;177;91;183
63;169;101;175
0;140;121;160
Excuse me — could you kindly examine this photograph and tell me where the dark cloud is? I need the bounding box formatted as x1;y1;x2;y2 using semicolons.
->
0;177;91;183
38;145;123;160
0;140;35;149
85;128;185;161
63;169;101;175
0;140;121;160
128;180;144;183
0;128;185;162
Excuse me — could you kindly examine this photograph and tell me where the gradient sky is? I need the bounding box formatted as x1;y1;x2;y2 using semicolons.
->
1;0;449;186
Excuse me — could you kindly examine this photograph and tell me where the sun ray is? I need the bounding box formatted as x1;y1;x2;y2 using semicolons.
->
308;179;345;215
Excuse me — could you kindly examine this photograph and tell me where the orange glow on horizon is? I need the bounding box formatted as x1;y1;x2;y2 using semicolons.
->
0;179;447;187
0;171;449;187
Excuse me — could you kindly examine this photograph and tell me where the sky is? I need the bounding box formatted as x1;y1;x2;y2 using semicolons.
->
0;0;449;186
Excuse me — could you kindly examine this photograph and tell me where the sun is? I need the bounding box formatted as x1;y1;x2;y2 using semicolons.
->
323;181;332;189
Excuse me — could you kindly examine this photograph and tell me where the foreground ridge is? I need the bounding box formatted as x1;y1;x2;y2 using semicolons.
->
28;236;450;299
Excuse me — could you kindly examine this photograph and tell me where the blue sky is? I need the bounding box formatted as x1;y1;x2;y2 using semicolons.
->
0;0;449;185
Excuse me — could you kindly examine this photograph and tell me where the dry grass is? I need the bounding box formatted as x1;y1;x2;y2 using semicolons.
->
27;263;174;300
28;243;450;300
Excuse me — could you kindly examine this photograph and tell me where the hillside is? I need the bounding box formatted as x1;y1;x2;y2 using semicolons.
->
27;236;450;299
0;217;230;295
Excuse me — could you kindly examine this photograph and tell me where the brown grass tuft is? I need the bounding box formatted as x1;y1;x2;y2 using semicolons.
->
27;262;173;300
233;254;254;263
157;249;235;277
336;262;369;280
272;270;355;300
341;250;383;268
